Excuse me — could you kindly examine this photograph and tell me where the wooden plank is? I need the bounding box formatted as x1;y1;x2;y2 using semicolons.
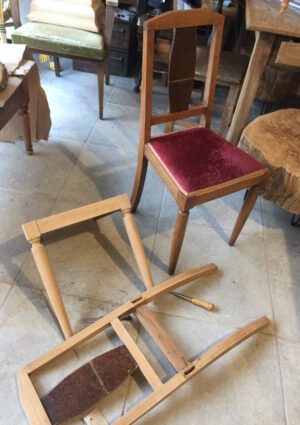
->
114;316;270;425
246;0;300;38
151;105;208;126
146;9;224;31
227;31;275;145
111;318;162;390
22;220;41;242
276;42;300;67
18;370;51;425
24;264;217;374
33;194;130;235
122;211;154;290
135;305;189;372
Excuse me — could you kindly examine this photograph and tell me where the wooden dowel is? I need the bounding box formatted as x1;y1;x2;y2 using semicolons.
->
122;210;154;289
31;240;72;339
111;318;162;390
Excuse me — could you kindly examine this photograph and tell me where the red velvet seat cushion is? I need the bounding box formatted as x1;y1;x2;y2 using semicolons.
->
149;127;265;193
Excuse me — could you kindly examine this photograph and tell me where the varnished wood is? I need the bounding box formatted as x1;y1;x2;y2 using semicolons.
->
97;61;104;120
238;109;300;214
132;10;268;273
169;210;189;275
135;304;189;372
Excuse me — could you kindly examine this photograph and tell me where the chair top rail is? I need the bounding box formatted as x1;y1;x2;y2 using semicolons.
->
145;9;224;32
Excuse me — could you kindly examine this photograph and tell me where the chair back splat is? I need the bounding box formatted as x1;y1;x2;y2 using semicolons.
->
140;9;224;145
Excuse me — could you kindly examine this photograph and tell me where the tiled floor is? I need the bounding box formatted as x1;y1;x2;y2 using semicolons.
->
1;39;300;425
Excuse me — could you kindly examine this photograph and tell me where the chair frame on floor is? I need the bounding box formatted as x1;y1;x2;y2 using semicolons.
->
0;0;20;42
18;257;270;424
131;9;269;274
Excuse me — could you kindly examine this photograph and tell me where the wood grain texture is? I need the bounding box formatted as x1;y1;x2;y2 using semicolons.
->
276;41;300;67
246;0;300;38
238;108;300;214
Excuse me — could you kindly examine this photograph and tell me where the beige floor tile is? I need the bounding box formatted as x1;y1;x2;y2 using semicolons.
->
278;338;300;425
0;282;11;307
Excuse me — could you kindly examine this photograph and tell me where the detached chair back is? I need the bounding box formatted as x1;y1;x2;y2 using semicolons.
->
131;9;269;274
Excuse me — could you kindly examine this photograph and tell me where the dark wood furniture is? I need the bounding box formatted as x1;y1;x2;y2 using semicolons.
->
131;8;269;274
0;75;32;155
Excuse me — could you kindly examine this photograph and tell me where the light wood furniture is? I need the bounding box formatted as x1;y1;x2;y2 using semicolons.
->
131;9;269;275
18;259;270;425
12;0;117;119
0;72;33;154
23;194;154;339
227;0;300;145
238;108;300;215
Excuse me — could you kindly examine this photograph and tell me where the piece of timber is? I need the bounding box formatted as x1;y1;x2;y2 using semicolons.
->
114;316;270;425
24;264;217;374
275;42;300;68
111;318;162;390
41;346;138;425
135;304;189;372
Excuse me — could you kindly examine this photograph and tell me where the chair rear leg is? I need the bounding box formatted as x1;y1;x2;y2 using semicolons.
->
105;59;110;85
97;61;105;120
131;156;148;212
229;185;260;246
169;209;189;275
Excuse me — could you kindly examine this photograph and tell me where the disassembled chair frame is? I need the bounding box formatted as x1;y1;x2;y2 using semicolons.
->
18;261;269;425
21;193;270;424
22;194;155;339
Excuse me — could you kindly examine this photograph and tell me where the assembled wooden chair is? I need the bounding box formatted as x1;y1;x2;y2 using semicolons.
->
11;0;117;119
131;9;269;275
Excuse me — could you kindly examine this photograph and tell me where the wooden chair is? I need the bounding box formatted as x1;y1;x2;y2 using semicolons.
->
0;0;20;42
11;0;117;119
131;9;269;275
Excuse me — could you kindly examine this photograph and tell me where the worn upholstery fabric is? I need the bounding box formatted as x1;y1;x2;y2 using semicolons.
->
12;22;105;60
149;127;265;192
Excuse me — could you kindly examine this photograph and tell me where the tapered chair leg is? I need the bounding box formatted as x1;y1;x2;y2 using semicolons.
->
97;61;105;120
229;185;260;246
21;104;33;156
105;59;110;86
169;209;189;275
131;157;148;212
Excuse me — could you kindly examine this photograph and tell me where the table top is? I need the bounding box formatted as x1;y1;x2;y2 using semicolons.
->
246;0;300;38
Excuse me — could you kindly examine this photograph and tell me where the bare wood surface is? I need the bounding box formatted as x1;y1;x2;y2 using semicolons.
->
246;0;300;38
135;304;189;372
114;316;270;425
24;264;217;374
238;108;300;214
276;41;300;67
122;211;154;289
31;241;73;338
227;31;275;145
111;318;162;390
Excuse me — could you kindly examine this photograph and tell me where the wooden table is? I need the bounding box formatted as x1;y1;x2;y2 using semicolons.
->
227;0;300;145
0;73;33;155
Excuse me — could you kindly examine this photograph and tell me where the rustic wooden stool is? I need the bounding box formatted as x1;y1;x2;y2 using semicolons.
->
194;46;249;136
238;108;300;215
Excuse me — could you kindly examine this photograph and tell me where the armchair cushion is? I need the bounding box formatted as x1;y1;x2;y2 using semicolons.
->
12;22;105;60
149;127;265;193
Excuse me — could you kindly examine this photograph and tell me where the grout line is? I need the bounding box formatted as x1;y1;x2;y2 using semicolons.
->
261;203;288;425
0;283;14;311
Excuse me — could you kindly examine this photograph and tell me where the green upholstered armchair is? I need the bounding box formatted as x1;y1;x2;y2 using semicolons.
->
12;0;117;119
0;0;20;42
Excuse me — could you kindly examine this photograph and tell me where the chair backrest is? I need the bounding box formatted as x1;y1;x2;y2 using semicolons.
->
139;9;224;145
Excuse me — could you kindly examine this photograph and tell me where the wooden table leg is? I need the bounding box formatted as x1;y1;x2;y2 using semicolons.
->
227;31;275;145
20;103;33;156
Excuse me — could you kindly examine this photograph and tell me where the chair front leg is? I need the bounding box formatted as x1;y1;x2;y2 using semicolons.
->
131;155;148;212
169;209;189;275
229;185;260;246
